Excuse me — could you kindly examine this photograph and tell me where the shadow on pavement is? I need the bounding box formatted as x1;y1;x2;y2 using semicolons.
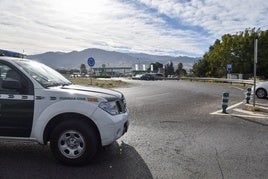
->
233;115;268;126
0;141;153;179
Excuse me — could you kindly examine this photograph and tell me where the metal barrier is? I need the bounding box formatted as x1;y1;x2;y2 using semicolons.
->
180;77;254;86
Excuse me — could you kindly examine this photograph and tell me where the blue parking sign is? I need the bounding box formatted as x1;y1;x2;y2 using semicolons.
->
227;64;232;73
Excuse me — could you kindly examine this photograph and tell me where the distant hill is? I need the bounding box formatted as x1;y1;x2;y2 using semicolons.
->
28;48;200;70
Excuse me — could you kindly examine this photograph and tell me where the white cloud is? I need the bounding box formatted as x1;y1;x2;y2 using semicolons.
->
138;0;268;37
0;0;267;57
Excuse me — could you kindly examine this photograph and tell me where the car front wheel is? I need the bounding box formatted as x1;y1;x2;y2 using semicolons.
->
256;88;267;99
50;120;98;166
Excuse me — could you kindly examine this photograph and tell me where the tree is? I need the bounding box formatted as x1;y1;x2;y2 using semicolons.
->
257;30;268;78
192;28;268;79
80;64;87;74
175;63;187;76
192;57;209;77
165;61;174;77
147;62;163;73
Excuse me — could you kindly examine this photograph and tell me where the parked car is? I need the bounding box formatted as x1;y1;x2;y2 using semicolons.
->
0;55;129;166
132;74;143;80
153;73;164;80
139;73;164;81
254;81;268;99
141;73;155;80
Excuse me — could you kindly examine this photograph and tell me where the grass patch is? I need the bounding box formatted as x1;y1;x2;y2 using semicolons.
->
245;105;261;112
69;78;128;88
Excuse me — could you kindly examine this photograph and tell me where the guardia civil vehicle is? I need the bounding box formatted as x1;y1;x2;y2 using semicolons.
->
0;50;129;166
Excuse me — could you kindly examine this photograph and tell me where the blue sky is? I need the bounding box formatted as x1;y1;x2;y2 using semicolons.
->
0;0;267;57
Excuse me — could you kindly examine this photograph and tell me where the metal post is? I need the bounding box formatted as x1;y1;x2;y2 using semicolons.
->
222;92;229;113
245;88;251;104
253;39;258;107
89;67;93;85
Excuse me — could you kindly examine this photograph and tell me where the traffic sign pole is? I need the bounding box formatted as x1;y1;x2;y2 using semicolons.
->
227;64;232;78
90;68;92;86
87;57;95;85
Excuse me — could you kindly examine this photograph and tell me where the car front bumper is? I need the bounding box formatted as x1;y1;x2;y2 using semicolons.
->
92;108;129;146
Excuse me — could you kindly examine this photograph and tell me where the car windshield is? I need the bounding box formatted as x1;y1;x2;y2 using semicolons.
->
15;60;72;88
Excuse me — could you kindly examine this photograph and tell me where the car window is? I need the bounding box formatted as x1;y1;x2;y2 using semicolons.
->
15;60;72;88
0;63;10;79
0;62;32;95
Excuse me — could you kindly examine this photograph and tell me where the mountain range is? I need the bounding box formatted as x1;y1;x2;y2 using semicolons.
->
28;48;200;70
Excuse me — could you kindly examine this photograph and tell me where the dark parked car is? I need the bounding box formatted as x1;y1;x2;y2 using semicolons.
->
141;74;155;80
140;73;164;81
153;73;164;80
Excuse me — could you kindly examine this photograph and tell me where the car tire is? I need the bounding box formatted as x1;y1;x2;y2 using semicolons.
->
50;120;98;166
256;88;267;99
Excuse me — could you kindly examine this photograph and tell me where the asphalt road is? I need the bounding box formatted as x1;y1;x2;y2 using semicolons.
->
1;80;268;179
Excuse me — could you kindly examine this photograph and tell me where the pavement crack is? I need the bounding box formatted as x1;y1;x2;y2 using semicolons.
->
160;120;180;123
215;148;224;179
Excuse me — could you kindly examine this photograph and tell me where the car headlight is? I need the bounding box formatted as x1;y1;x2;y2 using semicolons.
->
98;101;119;115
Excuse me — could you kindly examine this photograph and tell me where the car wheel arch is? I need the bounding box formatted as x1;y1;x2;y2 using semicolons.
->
43;113;101;146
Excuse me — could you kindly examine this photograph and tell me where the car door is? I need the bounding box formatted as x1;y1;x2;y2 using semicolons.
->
0;61;34;137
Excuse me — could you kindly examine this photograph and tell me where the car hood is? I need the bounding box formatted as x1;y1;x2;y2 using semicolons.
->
51;85;124;101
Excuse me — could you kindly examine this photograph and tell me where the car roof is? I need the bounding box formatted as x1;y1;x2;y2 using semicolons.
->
0;57;37;70
0;56;31;63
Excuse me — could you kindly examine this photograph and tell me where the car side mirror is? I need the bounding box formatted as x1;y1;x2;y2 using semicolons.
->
2;79;22;90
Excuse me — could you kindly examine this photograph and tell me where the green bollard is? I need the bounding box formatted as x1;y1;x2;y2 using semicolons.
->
222;92;229;113
245;88;251;104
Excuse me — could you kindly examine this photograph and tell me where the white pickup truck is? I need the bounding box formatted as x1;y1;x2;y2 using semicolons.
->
0;56;129;166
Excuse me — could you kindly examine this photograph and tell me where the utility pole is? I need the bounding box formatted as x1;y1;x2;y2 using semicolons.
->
253;39;258;107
